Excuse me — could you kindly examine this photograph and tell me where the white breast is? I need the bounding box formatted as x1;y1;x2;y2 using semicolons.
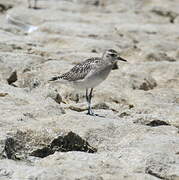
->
73;64;113;89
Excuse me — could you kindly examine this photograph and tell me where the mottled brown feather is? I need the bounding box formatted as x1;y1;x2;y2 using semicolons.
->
51;57;102;82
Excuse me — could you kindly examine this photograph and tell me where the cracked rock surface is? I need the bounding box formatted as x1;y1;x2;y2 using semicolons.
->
0;0;179;179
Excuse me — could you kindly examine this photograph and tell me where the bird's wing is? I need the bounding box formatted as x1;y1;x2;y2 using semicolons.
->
50;57;101;82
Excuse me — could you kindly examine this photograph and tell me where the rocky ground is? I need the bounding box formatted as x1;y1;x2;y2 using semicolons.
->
0;0;179;179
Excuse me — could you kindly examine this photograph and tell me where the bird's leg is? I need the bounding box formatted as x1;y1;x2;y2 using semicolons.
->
86;89;91;115
89;88;93;104
86;88;94;115
86;88;89;103
86;88;95;116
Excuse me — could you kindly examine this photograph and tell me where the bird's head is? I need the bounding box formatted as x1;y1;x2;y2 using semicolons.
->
102;49;127;63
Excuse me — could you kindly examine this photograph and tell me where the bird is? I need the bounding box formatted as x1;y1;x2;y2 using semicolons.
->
49;49;127;116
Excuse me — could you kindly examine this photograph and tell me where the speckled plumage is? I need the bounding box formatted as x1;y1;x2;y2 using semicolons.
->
51;57;104;82
49;49;127;115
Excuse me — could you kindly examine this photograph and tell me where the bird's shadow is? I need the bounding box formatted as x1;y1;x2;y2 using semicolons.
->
28;7;44;10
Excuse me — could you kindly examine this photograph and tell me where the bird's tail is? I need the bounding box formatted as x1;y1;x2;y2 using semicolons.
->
6;14;38;33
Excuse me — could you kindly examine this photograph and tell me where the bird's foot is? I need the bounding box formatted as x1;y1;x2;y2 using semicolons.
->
86;112;105;118
87;109;95;116
87;112;95;116
86;110;105;117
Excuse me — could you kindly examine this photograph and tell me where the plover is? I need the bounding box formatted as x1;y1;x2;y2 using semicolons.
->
49;49;127;116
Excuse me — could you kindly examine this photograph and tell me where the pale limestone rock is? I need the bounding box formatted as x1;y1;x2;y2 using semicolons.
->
0;0;179;179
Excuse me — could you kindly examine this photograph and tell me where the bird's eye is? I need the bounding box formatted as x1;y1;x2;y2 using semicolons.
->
110;53;117;57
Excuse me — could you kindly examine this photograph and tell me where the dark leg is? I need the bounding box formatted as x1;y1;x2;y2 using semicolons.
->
89;88;93;104
86;88;89;103
86;88;94;116
86;89;91;115
85;88;104;117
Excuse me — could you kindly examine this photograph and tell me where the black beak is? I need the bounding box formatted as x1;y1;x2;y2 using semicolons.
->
117;56;127;62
